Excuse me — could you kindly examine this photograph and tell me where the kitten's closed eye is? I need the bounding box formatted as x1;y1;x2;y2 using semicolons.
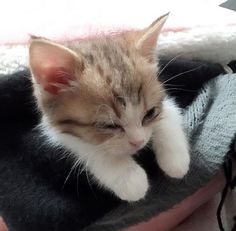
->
58;119;86;126
58;118;123;132
143;107;159;124
96;122;122;130
59;119;122;130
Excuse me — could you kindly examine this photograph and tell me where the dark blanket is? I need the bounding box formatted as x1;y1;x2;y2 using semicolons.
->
0;58;234;231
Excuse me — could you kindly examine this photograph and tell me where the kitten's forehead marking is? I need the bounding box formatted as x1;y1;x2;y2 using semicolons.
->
78;38;137;84
122;102;144;127
112;91;126;107
137;85;142;103
116;96;126;107
111;85;143;119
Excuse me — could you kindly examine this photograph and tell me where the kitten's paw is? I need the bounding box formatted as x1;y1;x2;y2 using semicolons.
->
112;166;149;202
159;151;190;179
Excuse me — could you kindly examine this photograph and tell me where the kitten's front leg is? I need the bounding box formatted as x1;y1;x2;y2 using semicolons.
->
87;154;148;202
152;98;190;178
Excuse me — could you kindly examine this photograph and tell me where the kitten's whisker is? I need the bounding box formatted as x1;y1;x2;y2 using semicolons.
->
62;158;81;189
162;65;203;85
163;83;185;87
157;53;184;79
165;87;197;93
84;159;97;198
78;164;85;174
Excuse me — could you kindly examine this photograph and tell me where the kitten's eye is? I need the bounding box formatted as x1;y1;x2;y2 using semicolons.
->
104;124;121;129
143;107;158;123
96;123;122;130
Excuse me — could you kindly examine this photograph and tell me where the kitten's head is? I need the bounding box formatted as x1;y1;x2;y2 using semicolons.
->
29;14;168;156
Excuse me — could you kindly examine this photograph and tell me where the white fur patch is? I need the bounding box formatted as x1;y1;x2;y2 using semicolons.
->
152;98;190;178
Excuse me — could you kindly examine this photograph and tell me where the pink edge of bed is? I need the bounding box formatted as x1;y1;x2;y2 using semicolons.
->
123;170;226;231
0;217;7;231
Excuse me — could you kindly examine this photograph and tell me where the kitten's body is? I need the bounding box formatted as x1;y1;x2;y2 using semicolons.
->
40;96;189;201
30;14;190;201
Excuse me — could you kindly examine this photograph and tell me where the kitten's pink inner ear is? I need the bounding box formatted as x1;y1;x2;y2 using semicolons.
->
136;13;169;58
29;40;78;95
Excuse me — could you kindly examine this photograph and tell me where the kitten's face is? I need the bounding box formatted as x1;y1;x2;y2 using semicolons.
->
30;15;167;155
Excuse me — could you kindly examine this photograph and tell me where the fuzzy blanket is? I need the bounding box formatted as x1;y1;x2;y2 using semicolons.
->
0;10;236;231
1;56;234;231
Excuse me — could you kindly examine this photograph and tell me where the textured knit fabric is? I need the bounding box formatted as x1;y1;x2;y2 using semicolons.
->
185;74;236;172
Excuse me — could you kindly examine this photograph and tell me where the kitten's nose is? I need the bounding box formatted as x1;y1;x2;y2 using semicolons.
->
129;139;144;148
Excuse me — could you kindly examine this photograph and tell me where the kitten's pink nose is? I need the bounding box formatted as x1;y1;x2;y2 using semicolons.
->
129;139;144;148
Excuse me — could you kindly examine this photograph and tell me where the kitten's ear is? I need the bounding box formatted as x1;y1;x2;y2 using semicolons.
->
29;39;82;95
136;13;169;58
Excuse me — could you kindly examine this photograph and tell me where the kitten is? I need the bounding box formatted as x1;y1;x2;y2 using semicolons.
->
29;14;190;202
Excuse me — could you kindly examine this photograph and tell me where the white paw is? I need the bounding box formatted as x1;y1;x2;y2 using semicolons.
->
159;151;190;179
112;166;149;202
